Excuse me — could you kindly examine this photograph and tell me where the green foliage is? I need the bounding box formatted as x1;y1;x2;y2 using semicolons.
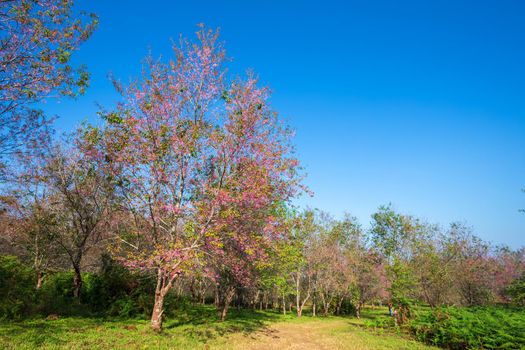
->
37;271;80;315
370;204;410;258
81;255;138;313
0;256;36;319
363;315;397;329
505;272;525;306
388;258;417;307
0;255;182;319
410;306;525;349
338;298;357;315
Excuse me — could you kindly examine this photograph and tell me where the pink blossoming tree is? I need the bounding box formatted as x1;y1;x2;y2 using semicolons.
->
83;27;302;331
0;0;97;174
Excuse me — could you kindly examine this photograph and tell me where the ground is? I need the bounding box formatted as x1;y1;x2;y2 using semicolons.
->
225;318;435;350
0;307;437;350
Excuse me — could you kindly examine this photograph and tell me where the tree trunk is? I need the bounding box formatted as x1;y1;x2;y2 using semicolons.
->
295;274;302;317
321;294;330;316
73;266;82;298
312;295;316;317
335;296;344;315
150;269;176;332
282;294;287;315
71;250;83;299
253;290;260;310
218;286;235;321
151;291;165;332
36;271;44;290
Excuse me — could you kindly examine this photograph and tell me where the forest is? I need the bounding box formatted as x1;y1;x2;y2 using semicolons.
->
0;1;524;349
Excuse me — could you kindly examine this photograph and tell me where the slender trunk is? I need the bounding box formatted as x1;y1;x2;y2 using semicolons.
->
295;273;301;317
220;304;228;321
71;250;83;299
218;286;235;321
34;251;44;290
321;293;329;316
282;294;286;315
150;269;175;332
336;296;344;315
312;295;316;317
36;270;44;290
73;265;82;298
201;281;208;305
236;291;241;311
253;290;260;310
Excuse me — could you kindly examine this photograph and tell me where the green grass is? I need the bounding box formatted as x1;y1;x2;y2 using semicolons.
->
0;305;437;350
0;305;276;349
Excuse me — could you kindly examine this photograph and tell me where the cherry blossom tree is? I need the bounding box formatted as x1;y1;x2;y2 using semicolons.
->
0;0;97;174
83;27;302;331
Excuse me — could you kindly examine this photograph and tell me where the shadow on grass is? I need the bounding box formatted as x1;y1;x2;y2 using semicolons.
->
164;305;283;342
0;305;283;348
0;317;110;348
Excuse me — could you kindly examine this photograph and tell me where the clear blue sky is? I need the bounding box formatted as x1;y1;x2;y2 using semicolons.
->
44;0;524;247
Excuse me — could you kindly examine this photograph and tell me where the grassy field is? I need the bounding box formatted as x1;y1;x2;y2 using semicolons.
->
0;306;437;350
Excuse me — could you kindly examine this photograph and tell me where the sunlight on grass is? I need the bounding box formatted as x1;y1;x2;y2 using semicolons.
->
0;307;438;350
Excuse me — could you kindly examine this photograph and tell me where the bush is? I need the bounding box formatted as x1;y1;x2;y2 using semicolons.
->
338;299;356;315
410;306;525;349
37;271;86;315
0;255;36;319
506;273;525;306
82;255;134;312
0;254;186;320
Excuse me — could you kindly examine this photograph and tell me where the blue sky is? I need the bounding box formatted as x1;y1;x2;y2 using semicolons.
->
44;0;524;247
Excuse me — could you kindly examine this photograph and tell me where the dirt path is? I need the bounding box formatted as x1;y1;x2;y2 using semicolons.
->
221;318;435;350
229;321;343;350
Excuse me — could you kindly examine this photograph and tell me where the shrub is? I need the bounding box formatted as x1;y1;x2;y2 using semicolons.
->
82;255;134;312
0;255;36;319
410;306;525;349
0;254;185;319
37;271;88;316
505;273;525;306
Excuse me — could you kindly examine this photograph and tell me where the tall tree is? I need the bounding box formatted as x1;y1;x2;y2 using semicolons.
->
0;0;97;174
42;144;113;298
289;210;317;317
369;205;424;319
1;190;62;289
1;144;65;289
84;27;302;331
